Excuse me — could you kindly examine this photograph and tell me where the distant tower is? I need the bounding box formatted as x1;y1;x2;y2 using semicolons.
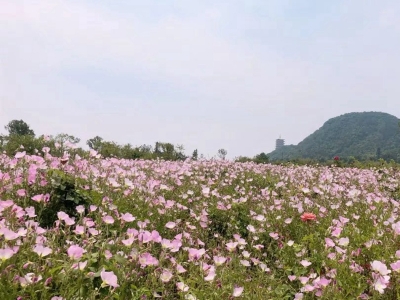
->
275;136;285;150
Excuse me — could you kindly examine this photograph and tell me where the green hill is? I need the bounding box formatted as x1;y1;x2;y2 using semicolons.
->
268;112;400;162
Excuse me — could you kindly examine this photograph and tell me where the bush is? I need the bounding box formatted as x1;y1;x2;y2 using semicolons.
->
38;170;92;228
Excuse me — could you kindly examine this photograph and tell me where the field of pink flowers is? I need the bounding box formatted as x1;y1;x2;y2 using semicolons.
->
1;149;400;299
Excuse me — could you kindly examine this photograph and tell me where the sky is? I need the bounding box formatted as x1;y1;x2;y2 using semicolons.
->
1;0;400;159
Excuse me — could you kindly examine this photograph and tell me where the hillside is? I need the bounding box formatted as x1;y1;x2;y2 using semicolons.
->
268;112;400;161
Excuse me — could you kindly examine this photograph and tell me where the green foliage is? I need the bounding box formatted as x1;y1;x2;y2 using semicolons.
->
5;119;35;136
38;170;91;228
253;152;269;164
207;203;250;241
154;142;187;161
234;152;269;164
217;148;227;160
1;134;46;155
268;112;400;162
234;156;254;163
192;149;198;160
87;136;103;151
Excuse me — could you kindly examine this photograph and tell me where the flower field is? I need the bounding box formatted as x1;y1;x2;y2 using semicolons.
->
1;150;400;299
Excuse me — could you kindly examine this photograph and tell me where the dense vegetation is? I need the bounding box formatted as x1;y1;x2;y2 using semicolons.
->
1;150;400;299
268;112;400;162
1;116;400;299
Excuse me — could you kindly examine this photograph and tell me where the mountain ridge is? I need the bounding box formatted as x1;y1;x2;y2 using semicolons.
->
268;112;400;161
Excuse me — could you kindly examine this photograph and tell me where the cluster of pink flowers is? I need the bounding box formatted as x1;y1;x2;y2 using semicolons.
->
0;149;399;298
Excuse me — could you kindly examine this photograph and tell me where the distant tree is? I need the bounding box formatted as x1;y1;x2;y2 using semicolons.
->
136;144;154;159
154;142;187;161
235;156;253;163
87;136;103;151
217;149;227;160
53;133;80;153
54;133;80;145
154;142;161;154
175;144;187;160
192;149;198;160
99;141;121;158
5;120;35;136
254;152;269;164
2;135;45;155
0;135;6;148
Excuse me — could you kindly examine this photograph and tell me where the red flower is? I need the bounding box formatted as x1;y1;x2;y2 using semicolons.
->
334;156;340;161
301;212;317;222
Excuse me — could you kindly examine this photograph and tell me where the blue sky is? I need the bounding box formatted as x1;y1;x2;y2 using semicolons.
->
1;0;400;158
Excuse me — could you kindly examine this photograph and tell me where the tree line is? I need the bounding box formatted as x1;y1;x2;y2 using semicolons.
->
0;119;270;163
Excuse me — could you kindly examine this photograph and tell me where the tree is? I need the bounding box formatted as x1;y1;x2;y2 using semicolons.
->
192;149;198;160
175;144;187;161
53;133;80;153
217;149;227;160
254;152;269;164
87;136;103;151
5;120;35;136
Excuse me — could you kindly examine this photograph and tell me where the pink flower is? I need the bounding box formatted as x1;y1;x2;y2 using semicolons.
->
76;205;85;214
25;207;36;218
392;222;400;235
20;273;42;286
151;230;162;243
15;151;26;159
331;227;342;237
176;282;189;292
300;260;312;267
100;270;119;288
165;222;176;229
160;269;173;283
73;225;85;235
139;231;153;243
371;260;391;276
67;245;85;260
31;194;44;203
33;244;52;257
0;248;14;261
64;217;75;226
17;189;26;197
0;228;19;241
57;211;69;221
176;264;187;273
240;260;251;267
102;215;114;224
372;272;390;294
391;260;400;272
325;238;335;248
269;232;279;240
232;286;244;297
120;213;135;222
122;237;135;246
226;242;238;252
138;253;159;267
188;248;206;260
72;260;88;270
204;266;216;281
214;256;227;266
338;237;349;247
